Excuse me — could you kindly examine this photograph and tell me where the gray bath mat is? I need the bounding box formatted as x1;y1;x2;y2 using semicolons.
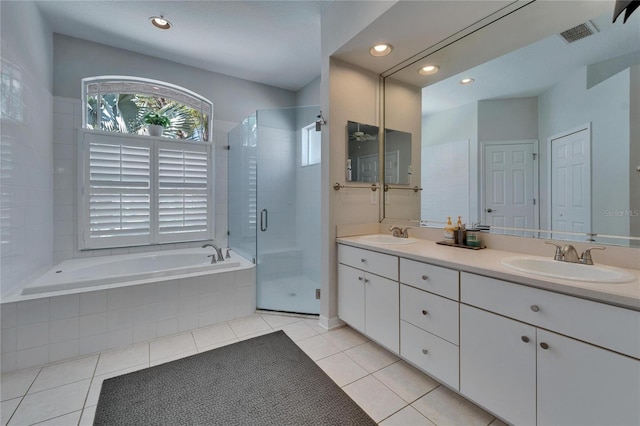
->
93;330;376;425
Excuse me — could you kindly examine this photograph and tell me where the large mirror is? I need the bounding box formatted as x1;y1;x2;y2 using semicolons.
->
347;120;379;183
384;128;412;185
383;1;639;246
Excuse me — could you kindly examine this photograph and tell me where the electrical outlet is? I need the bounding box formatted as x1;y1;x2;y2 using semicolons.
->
315;289;321;299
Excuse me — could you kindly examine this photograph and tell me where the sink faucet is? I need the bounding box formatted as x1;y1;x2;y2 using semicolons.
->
545;241;605;264
202;243;224;262
389;226;409;238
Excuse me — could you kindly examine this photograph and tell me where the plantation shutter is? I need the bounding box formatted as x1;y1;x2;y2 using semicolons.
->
80;131;213;249
157;141;211;242
87;137;151;247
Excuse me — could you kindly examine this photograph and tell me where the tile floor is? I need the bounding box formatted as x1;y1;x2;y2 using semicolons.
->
1;312;507;426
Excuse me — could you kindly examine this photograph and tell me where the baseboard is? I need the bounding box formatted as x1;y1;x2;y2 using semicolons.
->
319;315;344;330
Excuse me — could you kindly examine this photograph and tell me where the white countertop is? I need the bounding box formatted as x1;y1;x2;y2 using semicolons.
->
337;235;640;311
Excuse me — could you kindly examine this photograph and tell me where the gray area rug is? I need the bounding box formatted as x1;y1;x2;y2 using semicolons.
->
94;330;376;425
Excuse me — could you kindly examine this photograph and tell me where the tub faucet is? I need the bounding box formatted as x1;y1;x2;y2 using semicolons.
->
202;243;224;262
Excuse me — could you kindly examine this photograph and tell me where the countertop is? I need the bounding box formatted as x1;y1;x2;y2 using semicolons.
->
337;235;640;311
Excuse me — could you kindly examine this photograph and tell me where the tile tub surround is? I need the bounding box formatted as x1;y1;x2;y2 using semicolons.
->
0;314;505;426
0;267;256;373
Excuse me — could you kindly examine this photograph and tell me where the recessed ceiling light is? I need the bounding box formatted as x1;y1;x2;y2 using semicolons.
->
370;43;393;57
418;65;439;75
460;78;475;85
149;16;172;30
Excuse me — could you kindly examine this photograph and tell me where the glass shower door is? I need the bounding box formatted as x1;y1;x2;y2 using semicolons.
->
228;106;321;315
255;106;321;314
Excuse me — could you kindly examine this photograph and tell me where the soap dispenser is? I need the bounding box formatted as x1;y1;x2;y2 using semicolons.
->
444;217;455;242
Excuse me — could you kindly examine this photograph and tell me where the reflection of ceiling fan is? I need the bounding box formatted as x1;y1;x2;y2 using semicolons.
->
350;124;377;141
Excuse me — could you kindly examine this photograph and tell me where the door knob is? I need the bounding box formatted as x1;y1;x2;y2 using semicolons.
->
486;208;495;213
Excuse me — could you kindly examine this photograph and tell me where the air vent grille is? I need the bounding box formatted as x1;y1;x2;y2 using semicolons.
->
559;21;598;44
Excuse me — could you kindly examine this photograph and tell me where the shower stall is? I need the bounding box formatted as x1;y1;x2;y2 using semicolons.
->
228;106;321;315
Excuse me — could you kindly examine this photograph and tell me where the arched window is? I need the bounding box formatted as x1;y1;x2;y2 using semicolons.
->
78;77;214;249
82;76;213;141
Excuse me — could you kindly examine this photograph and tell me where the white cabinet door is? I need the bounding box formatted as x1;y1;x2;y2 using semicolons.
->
460;305;536;426
365;273;399;353
537;329;640;426
337;264;365;332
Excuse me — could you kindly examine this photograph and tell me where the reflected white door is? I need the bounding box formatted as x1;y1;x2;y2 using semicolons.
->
482;142;536;234
550;127;591;240
385;150;400;184
358;153;378;183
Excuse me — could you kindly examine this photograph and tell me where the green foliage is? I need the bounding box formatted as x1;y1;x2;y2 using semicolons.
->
143;112;171;128
85;92;209;141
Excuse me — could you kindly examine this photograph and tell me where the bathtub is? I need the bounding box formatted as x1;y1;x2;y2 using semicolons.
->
21;247;246;295
1;247;256;373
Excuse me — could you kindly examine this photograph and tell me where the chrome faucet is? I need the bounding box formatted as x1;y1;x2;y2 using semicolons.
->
389;226;409;238
545;241;605;264
202;243;224;262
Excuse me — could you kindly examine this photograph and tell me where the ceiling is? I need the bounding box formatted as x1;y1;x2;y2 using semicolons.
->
35;0;331;92
421;8;640;115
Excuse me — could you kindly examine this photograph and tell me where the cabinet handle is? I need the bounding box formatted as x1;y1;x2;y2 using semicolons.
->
540;342;549;350
421;275;429;280
422;349;428;355
530;304;540;312
521;336;530;343
358;276;363;281
421;309;428;316
361;258;367;263
364;279;370;283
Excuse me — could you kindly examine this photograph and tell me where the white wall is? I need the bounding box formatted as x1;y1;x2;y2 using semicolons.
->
422;102;478;224
538;66;631;239
0;1;54;299
478;97;538;141
384;78;422;220
49;35;300;262
296;76;320;107
53;34;295;124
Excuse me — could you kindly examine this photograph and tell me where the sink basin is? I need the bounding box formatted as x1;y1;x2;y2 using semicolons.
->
360;234;417;245
501;257;636;283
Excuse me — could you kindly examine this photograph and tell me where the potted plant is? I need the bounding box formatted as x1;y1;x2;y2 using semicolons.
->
143;112;170;137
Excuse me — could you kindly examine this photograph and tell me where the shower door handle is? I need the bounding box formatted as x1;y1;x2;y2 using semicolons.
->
260;209;268;232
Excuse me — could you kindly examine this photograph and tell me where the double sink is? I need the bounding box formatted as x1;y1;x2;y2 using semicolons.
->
356;234;636;284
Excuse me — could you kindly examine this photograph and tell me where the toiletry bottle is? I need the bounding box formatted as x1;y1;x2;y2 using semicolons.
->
456;216;463;230
444;217;455;242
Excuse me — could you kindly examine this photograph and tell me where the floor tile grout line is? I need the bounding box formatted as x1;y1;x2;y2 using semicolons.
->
4;365;43;426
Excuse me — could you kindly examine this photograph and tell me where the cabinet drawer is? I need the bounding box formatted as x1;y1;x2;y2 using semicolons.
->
461;272;640;359
338;244;398;280
401;320;459;390
400;258;459;300
401;284;459;344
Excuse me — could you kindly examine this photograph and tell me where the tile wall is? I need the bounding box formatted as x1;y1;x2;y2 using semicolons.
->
1;266;255;373
0;34;54;299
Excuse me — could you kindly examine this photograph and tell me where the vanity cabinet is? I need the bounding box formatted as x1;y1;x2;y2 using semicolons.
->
399;258;460;389
460;272;640;426
337;245;399;353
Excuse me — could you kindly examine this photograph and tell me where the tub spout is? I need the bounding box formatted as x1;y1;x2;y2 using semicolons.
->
202;243;224;261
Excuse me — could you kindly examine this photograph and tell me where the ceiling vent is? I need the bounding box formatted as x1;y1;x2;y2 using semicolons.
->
558;21;599;44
